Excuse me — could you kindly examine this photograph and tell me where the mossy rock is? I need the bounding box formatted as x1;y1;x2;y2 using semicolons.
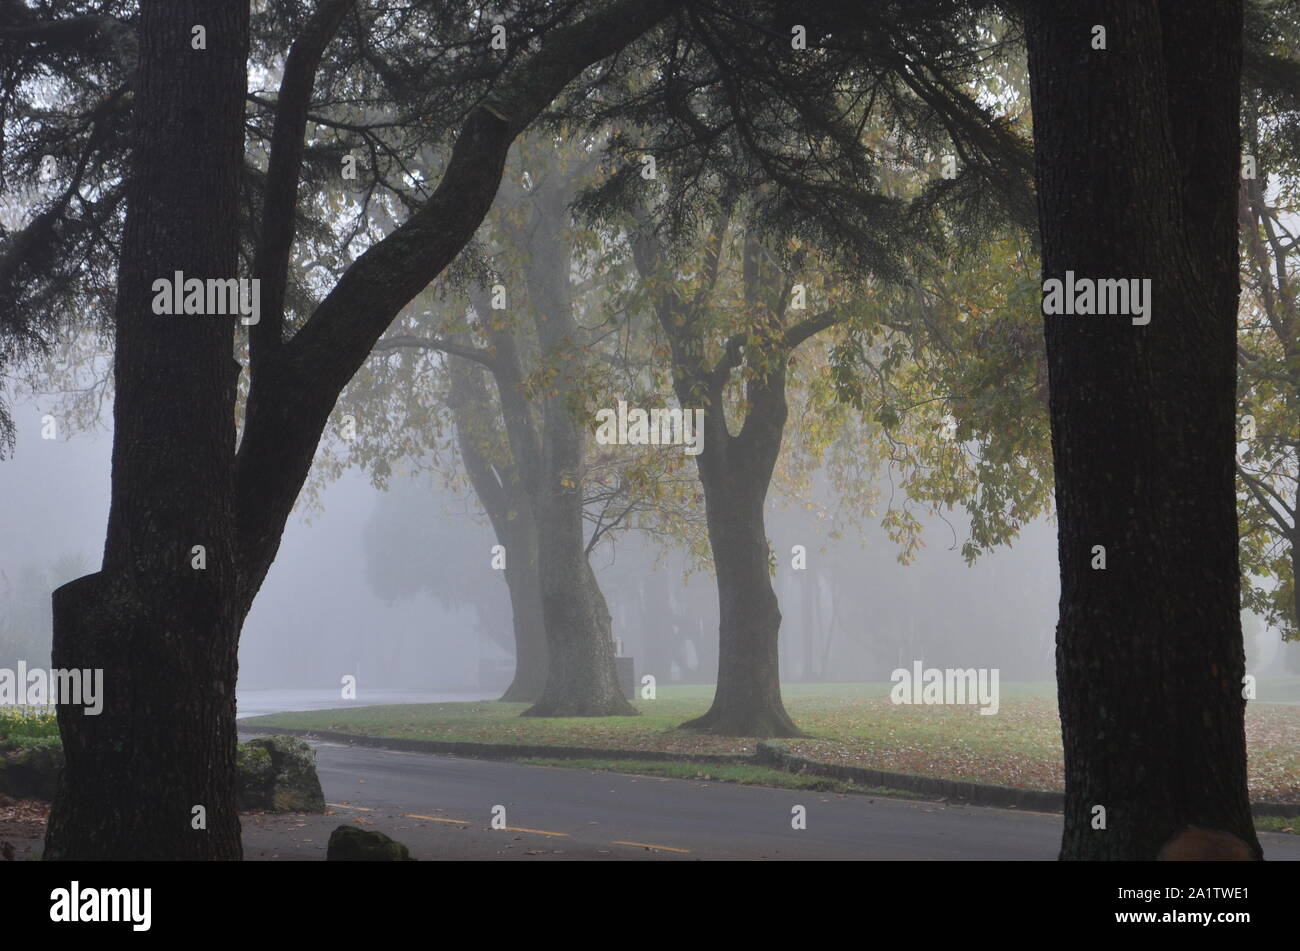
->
327;825;415;861
0;745;63;801
237;735;325;813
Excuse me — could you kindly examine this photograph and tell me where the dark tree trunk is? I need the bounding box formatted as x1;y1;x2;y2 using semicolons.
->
681;475;801;736
45;0;249;860
1291;541;1299;637
1026;0;1260;860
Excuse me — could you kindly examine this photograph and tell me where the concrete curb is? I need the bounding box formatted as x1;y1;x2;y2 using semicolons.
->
236;722;750;766
236;723;1300;819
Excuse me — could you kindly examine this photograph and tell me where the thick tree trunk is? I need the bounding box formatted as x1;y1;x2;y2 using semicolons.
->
45;0;249;861
518;172;634;717
1026;0;1259;860
524;527;633;716
522;383;633;715
681;483;801;736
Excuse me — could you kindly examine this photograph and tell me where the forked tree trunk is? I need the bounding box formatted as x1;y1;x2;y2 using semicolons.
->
1026;0;1260;860
634;225;806;736
45;0;249;860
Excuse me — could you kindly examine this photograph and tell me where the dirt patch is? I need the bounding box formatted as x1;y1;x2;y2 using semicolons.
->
0;796;49;860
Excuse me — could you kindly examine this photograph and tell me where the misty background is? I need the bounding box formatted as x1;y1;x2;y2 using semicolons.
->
3;394;1294;703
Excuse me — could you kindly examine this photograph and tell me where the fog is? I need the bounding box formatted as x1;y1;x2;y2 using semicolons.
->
0;382;1252;703
3;378;1295;712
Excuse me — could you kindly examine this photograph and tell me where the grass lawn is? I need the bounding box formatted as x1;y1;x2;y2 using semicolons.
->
244;682;1300;802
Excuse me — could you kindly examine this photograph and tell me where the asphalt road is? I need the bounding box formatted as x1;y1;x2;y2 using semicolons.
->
239;737;1300;860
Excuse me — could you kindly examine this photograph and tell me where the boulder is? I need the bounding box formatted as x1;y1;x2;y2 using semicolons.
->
237;735;325;813
326;825;415;861
0;745;63;801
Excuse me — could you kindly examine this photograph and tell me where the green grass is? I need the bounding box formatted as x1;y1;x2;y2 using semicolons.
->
1254;816;1299;835
515;756;931;798
0;707;59;751
242;683;1300;802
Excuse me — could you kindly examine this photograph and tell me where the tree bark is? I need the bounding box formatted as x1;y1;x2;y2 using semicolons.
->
517;169;634;717
1025;0;1260;860
45;0;249;860
493;490;550;703
682;469;801;735
446;352;548;702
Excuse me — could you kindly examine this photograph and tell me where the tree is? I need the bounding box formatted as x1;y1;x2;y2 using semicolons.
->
356;131;714;712
43;0;684;860
44;0;251;861
444;348;551;701
0;0;133;455
1024;0;1261;860
631;213;854;735
1236;18;1300;642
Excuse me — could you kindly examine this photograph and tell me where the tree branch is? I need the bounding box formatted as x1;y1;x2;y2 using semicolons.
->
251;0;355;369
371;333;497;371
783;303;846;350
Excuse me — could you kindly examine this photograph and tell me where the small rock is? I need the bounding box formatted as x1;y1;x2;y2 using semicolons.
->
326;825;415;861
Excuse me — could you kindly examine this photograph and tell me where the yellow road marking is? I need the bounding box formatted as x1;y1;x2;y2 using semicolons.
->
504;826;569;837
403;813;469;825
326;802;372;811
612;840;690;854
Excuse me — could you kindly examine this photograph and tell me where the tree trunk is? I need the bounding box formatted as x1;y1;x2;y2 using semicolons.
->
681;481;801;736
524;529;633;716
45;0;249;861
518;170;634;717
496;498;549;702
521;371;634;716
1026;0;1259;860
446;351;548;702
1291;540;1299;639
